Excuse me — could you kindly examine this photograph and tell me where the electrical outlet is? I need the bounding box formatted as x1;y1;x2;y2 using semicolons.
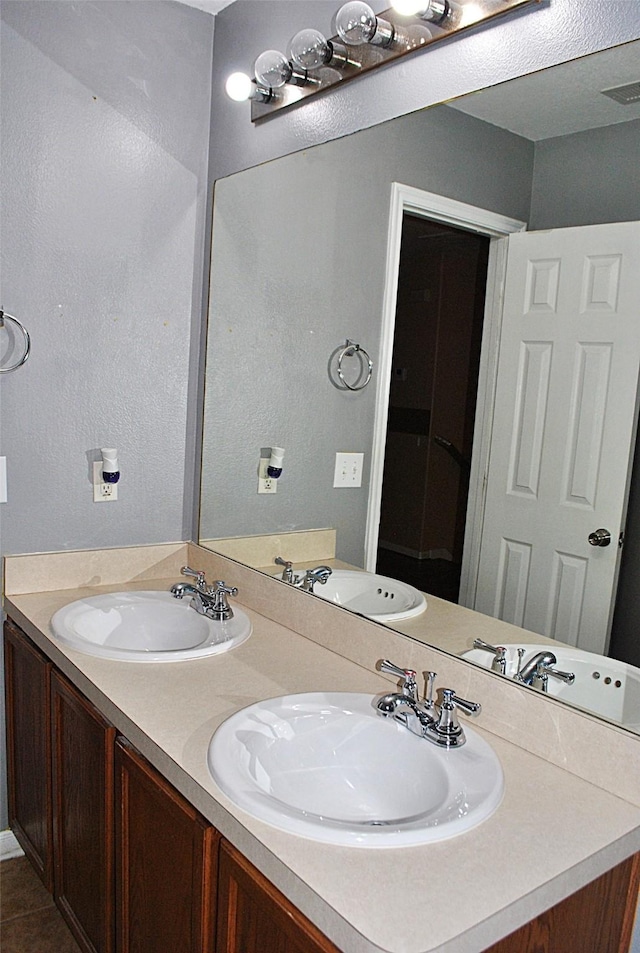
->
257;458;277;494
93;461;118;502
333;452;364;488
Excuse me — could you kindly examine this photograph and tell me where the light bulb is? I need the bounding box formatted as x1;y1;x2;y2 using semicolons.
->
289;28;357;71
289;29;332;70
254;49;292;89
335;2;395;47
225;72;254;102
393;0;451;23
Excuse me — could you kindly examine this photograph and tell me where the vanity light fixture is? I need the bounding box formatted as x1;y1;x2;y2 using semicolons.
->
225;0;540;121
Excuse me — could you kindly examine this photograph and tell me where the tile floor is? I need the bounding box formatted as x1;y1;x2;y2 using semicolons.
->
1;855;81;952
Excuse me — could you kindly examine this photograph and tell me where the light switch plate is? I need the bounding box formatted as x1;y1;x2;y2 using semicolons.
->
0;456;6;503
333;452;364;488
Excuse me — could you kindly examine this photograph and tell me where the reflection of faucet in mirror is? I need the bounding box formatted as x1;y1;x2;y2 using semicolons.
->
275;557;332;593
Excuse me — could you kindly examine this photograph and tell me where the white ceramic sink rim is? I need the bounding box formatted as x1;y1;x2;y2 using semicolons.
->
208;692;503;847
50;590;252;662
273;569;427;622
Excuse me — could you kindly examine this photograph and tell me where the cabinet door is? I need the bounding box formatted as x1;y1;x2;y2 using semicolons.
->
115;737;219;953
51;671;116;953
4;619;53;890
217;840;341;953
482;852;640;953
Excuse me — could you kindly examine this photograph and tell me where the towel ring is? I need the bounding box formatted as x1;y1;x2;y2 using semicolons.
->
336;339;373;392
0;310;31;373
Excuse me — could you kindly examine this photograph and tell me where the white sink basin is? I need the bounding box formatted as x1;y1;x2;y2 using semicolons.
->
462;643;640;732
274;570;427;622
50;591;252;662
208;692;503;847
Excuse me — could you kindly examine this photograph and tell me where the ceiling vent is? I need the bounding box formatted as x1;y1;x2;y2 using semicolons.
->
600;81;640;105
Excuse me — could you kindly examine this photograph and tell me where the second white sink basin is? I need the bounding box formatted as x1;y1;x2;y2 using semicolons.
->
208;692;503;847
50;591;252;662
273;569;427;622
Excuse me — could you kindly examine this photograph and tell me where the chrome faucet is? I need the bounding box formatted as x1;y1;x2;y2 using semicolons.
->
376;659;481;748
472;641;576;691
170;566;237;621
274;557;332;592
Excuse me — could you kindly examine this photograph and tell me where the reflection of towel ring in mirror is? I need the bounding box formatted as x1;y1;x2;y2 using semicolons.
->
0;310;31;373
336;339;373;391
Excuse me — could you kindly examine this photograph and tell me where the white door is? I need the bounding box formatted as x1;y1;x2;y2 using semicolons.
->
474;221;640;655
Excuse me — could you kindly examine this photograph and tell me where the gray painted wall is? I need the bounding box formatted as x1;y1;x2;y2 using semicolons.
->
0;0;215;829
530;119;640;229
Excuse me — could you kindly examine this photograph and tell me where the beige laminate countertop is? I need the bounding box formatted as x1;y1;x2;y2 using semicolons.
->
5;560;640;953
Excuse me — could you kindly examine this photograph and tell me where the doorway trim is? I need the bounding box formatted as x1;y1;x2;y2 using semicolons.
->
364;183;526;605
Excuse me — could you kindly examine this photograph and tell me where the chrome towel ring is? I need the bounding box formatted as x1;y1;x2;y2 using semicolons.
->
335;339;373;392
0;310;31;373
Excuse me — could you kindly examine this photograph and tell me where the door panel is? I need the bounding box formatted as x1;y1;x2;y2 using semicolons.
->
475;221;640;654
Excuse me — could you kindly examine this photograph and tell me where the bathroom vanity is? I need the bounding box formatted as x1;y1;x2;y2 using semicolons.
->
3;543;640;953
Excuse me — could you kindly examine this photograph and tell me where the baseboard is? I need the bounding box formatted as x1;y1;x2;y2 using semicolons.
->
0;829;24;861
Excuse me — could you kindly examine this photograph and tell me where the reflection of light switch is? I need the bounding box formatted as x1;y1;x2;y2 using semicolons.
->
333;452;364;488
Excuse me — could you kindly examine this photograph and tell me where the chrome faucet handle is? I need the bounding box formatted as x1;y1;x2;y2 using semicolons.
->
209;581;238;621
428;689;482;747
449;692;482;716
378;659;418;701
514;647;526;680
424;671;437;712
547;667;575;684
473;639;507;674
532;661;575;692
181;566;207;588
274;557;294;583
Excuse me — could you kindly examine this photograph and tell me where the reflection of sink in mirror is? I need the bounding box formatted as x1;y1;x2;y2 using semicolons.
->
274;570;427;622
463;644;640;731
208;692;503;847
50;591;252;662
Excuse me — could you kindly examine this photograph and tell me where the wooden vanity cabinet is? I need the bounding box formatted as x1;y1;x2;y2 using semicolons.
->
51;670;116;953
115;737;219;953
4;619;54;890
5;616;640;953
216;839;341;953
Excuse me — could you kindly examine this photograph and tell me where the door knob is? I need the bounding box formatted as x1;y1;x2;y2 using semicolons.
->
588;528;611;547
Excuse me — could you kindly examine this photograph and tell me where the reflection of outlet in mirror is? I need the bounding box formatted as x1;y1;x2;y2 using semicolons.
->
93;461;118;502
258;458;277;494
333;452;364;488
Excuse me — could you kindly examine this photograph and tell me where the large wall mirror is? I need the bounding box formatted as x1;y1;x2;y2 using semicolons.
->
200;41;640;732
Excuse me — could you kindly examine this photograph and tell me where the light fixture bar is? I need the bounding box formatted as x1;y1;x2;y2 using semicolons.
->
250;0;540;122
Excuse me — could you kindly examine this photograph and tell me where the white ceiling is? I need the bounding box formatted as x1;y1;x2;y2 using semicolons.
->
449;41;640;141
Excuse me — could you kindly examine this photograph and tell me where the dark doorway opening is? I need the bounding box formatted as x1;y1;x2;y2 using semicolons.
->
376;214;490;603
